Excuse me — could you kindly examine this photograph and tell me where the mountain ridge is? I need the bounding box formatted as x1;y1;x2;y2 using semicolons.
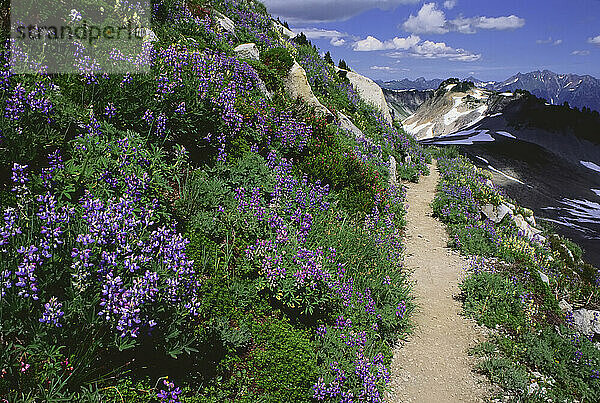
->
378;70;600;112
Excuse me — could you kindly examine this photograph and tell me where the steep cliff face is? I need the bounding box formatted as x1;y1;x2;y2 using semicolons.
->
383;88;433;121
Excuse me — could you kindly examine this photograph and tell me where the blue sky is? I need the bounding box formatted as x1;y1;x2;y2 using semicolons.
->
263;0;600;82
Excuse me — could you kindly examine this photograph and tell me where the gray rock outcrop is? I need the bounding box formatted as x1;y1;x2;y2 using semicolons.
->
284;62;333;120
480;203;512;224
234;43;259;61
272;20;296;39
573;309;600;336
337;112;365;140
389;156;398;187
336;67;393;125
214;10;236;36
513;214;545;243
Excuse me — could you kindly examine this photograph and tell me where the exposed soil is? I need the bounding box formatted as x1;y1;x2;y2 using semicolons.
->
386;161;492;402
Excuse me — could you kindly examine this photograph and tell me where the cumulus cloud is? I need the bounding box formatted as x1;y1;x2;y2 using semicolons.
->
353;35;421;51
263;0;420;23
404;40;482;61
536;37;562;46
443;0;457;9
589;35;600;45
330;38;347;47
353;34;480;61
572;50;590;56
402;3;525;34
402;3;448;34
295;28;352;46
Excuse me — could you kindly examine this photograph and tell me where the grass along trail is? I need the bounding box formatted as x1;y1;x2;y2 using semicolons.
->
387;161;491;402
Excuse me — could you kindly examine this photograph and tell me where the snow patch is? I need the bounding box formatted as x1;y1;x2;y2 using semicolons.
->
488;113;503;117
500;92;513;97
403;121;433;136
471;89;487;100
593;189;600;197
486;165;526;185
581;161;600;174
427;130;495;145
496;131;516;139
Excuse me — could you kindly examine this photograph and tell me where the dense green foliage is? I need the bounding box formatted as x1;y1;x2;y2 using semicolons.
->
0;0;426;401
431;147;600;401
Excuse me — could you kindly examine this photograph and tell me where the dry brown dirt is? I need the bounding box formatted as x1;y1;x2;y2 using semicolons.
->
386;161;492;403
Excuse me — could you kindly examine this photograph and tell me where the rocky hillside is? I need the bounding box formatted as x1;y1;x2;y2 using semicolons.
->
401;79;521;140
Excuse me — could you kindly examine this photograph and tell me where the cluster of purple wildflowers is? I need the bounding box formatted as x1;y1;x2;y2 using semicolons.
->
1;151;198;338
39;297;64;327
216;0;280;48
157;379;182;403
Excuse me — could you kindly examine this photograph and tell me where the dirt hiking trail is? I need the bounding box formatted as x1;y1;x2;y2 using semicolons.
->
386;161;492;402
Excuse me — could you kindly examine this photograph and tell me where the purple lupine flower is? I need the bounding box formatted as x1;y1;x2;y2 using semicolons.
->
396;301;407;319
104;102;117;118
175;102;186;114
39;297;64;327
157;379;182;403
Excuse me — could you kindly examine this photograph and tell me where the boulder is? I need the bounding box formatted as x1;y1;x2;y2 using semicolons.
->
573;309;600;336
214;10;236;36
559;299;573;314
142;27;158;43
284;62;333;120
335;67;393;125
256;78;273;100
272;20;296;39
537;270;550;286
234;43;259;61
337;112;365;140
480;203;512;224
513;214;544;242
389;156;398;187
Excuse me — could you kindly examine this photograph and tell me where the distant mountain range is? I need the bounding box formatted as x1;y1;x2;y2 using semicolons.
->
377;70;600;113
376;77;444;91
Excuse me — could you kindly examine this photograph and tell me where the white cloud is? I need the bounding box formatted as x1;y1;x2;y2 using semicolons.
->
536;37;562;46
354;34;480;62
409;40;481;61
330;38;347;47
370;65;410;73
402;3;448;34
474;15;525;30
371;65;394;71
295;28;353;47
402;3;525;34
443;0;457;9
353;35;421;51
589;35;600;45
263;0;420;23
572;50;590;56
